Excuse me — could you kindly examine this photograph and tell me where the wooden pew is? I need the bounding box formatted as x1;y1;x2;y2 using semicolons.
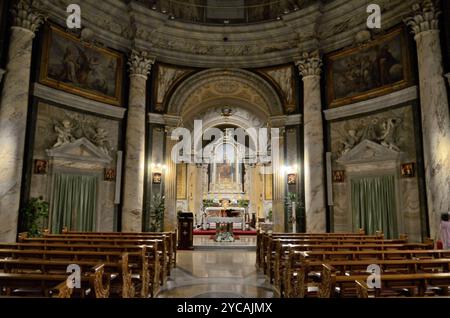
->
258;232;392;271
0;264;109;298
0;247;155;298
285;249;450;298
51;229;178;268
265;238;419;283
318;264;450;298
270;241;429;293
18;236;168;284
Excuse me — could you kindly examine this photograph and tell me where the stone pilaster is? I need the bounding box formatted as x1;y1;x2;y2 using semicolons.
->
271;128;286;232
295;51;326;233
164;127;178;231
405;0;450;239
122;50;155;232
0;0;44;242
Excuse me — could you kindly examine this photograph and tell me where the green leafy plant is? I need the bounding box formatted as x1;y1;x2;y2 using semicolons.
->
267;209;273;222
22;197;49;237
148;194;165;232
202;199;216;208
237;199;249;208
285;192;305;232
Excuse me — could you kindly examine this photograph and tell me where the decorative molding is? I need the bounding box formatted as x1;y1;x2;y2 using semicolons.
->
269;115;287;128
163;114;182;128
286;114;302;126
46;137;113;164
323;86;418;121
29;0;417;68
336;139;402;165
294;50;323;78
404;0;441;37
32;83;126;119
128;50;155;79
148;113;165;125
11;0;45;34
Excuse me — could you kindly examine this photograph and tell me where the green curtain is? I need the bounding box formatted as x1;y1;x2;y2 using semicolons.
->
51;173;98;233
351;175;398;239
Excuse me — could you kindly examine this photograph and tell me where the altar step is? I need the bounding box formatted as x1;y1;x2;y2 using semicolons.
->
192;235;256;249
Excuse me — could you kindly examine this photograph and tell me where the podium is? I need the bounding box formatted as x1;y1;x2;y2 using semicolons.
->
177;212;194;250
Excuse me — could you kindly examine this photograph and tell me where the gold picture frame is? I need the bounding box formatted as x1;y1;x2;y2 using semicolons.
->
39;24;124;106
325;27;413;108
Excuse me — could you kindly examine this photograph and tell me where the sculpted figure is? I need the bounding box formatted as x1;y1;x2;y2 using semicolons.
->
53;119;75;148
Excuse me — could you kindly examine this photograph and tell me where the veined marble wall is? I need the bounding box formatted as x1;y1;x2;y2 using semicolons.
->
330;105;423;241
30;102;121;232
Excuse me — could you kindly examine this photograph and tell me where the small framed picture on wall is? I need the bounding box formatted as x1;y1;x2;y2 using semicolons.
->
34;159;48;175
401;163;415;178
104;168;116;181
287;174;297;185
152;172;162;184
333;170;345;183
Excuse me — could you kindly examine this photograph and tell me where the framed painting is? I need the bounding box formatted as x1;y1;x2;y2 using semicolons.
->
325;27;413;108
40;24;124;106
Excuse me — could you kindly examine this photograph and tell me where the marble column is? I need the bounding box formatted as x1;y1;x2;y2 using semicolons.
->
405;0;450;239
272;129;286;232
122;50;155;232
0;1;43;242
296;51;326;233
164;128;178;231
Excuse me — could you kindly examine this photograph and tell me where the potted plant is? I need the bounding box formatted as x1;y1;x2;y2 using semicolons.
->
148;194;165;232
22;197;49;237
285;192;305;232
237;199;249;209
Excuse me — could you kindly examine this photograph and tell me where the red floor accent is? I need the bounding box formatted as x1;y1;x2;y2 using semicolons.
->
193;229;257;236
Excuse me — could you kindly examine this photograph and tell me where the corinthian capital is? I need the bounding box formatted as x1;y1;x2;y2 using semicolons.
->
11;0;45;34
404;0;441;37
295;50;323;78
128;50;155;79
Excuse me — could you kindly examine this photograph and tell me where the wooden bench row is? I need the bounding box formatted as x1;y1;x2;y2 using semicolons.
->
282;248;450;298
0;231;176;298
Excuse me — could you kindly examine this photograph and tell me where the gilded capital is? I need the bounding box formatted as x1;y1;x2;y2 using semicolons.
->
11;0;45;34
128;50;155;79
295;50;323;78
404;0;441;37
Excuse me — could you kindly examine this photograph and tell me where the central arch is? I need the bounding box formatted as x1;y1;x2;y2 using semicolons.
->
166;68;284;120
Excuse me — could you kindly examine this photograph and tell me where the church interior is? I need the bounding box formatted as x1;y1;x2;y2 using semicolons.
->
0;0;449;300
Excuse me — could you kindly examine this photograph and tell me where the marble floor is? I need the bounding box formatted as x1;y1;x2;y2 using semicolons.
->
157;247;274;298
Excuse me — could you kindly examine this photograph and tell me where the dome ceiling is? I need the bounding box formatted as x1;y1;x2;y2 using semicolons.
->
134;0;313;25
34;0;416;68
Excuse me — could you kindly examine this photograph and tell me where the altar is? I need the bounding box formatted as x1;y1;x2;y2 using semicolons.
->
203;207;246;242
203;207;246;230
